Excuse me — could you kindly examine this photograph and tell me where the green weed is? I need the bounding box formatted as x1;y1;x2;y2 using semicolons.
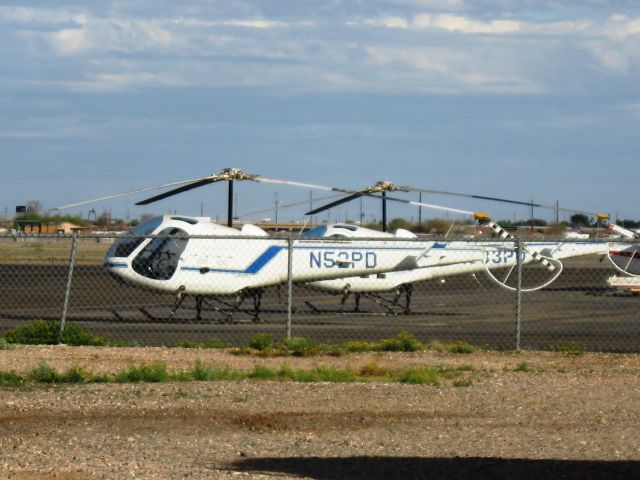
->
282;336;317;356
2;320;106;346
28;361;61;383
549;342;585;356
115;362;170;383
376;332;423;352
397;366;440;386
246;333;274;352
0;371;24;387
344;341;374;353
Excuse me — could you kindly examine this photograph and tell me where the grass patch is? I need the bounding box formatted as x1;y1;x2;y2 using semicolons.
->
344;341;375;353
282;336;317;357
248;364;280;380
428;341;476;354
28;361;62;383
246;333;274;352
0;360;472;388
514;362;531;372
2;320;106;346
397;366;440;386
549;342;585;356
115;361;170;383
376;332;422;352
0;371;24;387
60;365;92;383
453;379;473;387
190;360;243;381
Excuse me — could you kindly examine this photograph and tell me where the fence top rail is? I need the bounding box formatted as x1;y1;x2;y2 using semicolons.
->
0;232;632;245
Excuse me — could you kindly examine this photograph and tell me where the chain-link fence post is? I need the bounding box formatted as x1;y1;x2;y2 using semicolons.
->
59;232;78;339
515;236;523;350
286;233;293;339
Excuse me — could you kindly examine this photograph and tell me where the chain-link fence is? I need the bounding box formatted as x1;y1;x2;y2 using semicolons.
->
1;231;638;351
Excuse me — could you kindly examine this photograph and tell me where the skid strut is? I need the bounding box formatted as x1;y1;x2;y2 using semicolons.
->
166;286;264;323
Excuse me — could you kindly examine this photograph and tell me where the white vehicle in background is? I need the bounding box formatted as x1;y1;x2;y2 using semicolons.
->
305;222;612;313
606;224;640;293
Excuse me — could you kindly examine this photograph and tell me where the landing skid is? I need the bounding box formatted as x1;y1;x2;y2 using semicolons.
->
163;288;266;323
306;284;414;316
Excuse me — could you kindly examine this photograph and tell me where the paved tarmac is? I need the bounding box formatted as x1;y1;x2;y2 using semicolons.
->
0;258;638;350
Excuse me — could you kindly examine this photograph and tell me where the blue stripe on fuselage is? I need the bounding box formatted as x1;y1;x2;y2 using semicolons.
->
182;245;285;274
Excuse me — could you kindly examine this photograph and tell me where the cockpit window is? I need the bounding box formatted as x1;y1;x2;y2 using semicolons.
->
131;217;164;235
334;225;357;231
170;216;198;225
132;228;188;280
107;217;165;258
301;226;328;237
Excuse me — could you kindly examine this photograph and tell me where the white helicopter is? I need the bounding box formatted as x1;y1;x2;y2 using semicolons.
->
54;167;616;319
302;221;612;313
605;223;640;293
280;180;612;313
54;167;529;320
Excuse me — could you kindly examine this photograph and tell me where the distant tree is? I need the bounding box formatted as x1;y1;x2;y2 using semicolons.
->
26;200;42;214
621;219;640;229
363;222;382;231
421;219;452;234
96;213;111;228
570;214;591;228
388;218;415;232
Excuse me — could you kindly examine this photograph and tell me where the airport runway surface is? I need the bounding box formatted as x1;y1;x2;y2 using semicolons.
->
0;259;638;351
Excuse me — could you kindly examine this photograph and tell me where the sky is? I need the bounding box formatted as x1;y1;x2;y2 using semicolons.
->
1;0;639;225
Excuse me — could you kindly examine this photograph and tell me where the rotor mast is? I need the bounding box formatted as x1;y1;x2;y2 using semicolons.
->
368;181;409;232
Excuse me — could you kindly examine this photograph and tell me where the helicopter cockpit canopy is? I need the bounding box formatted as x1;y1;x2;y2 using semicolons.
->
106;216;164;259
131;227;188;280
106;216;189;281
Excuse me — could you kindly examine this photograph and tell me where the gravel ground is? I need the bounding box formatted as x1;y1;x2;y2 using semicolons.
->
1;346;640;479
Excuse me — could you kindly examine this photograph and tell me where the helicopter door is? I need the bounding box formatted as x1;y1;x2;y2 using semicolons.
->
132;227;188;280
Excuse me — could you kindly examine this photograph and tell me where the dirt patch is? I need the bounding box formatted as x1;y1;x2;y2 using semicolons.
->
1;346;639;479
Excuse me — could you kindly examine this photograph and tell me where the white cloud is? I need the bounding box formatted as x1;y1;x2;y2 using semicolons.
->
586;40;630;72
413;14;521;34
364;16;409;29
2;4;639;95
365;45;542;93
46;17;176;56
50;28;92;55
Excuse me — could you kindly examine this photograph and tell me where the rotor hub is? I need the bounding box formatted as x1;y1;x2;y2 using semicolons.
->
370;180;403;193
218;168;252;181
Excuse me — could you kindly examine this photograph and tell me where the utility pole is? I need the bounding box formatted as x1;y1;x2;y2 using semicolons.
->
274;192;279;229
530;200;534;234
418;192;422;227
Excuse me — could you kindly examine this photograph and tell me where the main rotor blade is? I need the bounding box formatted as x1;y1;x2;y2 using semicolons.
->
306;193;366;215
53;176;213;210
236;193;345;219
135;177;223;205
406;187;542;208
253;176;355;195
406;186;606;218
382;193;478;217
